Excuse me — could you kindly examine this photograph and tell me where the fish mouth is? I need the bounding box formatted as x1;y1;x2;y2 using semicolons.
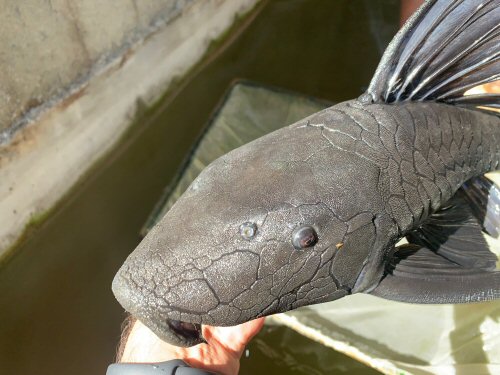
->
112;274;209;347
163;319;206;346
130;308;209;347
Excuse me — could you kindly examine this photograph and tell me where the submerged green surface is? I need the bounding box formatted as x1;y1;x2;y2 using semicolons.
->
0;1;398;374
242;325;378;374
144;81;329;231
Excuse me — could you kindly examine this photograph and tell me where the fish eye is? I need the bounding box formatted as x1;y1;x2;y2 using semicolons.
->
240;222;257;240
292;225;318;250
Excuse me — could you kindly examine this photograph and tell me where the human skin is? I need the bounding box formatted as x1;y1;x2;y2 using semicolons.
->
400;0;424;25
120;317;265;375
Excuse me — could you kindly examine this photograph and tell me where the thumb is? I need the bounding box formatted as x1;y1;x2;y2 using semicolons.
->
207;317;265;355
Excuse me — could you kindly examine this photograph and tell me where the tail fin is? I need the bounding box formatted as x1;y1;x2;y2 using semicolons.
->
367;0;499;114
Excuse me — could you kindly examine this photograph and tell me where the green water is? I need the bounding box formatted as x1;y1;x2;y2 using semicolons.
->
0;1;397;374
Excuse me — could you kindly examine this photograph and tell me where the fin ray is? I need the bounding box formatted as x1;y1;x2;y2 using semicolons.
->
367;0;500;115
447;93;500;109
462;175;500;238
406;190;498;270
413;25;500;100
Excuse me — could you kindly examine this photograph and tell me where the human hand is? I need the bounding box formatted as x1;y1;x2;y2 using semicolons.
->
120;317;265;375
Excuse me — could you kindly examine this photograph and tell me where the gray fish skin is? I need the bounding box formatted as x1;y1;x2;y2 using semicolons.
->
112;99;500;346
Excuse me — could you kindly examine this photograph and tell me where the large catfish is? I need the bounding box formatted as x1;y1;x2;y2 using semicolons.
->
112;0;500;346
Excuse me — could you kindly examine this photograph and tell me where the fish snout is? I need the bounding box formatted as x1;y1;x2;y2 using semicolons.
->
111;248;264;346
111;261;212;347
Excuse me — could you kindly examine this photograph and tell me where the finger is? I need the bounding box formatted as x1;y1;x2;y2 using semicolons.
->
207;317;266;355
483;81;500;94
239;317;265;342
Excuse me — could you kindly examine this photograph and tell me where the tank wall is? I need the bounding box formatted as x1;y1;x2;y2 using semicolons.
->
0;0;260;258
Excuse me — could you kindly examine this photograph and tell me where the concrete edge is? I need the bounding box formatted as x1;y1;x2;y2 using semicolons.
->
268;313;401;375
0;0;196;145
0;0;260;259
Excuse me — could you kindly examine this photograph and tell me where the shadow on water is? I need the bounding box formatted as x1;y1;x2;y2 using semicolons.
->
0;1;399;374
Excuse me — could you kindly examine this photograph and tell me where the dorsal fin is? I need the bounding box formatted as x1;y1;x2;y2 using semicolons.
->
367;0;500;115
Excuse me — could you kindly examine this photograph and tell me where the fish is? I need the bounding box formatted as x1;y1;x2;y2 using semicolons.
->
112;0;500;347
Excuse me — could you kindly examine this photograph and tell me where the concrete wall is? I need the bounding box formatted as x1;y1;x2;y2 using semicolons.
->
0;0;196;138
0;0;260;258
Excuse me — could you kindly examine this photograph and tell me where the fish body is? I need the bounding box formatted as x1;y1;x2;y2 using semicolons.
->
113;0;500;346
296;100;500;235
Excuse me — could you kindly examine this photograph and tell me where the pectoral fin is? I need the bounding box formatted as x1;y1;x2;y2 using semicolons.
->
369;244;500;303
461;175;500;239
406;190;498;270
369;191;500;303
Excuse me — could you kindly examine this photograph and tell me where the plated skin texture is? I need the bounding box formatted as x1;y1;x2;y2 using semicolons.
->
113;0;500;347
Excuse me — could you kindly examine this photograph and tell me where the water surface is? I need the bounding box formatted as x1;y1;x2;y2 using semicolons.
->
0;1;398;374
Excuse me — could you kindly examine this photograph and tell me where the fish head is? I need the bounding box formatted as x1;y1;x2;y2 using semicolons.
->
112;117;390;346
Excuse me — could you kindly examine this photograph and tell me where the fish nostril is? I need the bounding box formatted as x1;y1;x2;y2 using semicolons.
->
240;222;258;240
